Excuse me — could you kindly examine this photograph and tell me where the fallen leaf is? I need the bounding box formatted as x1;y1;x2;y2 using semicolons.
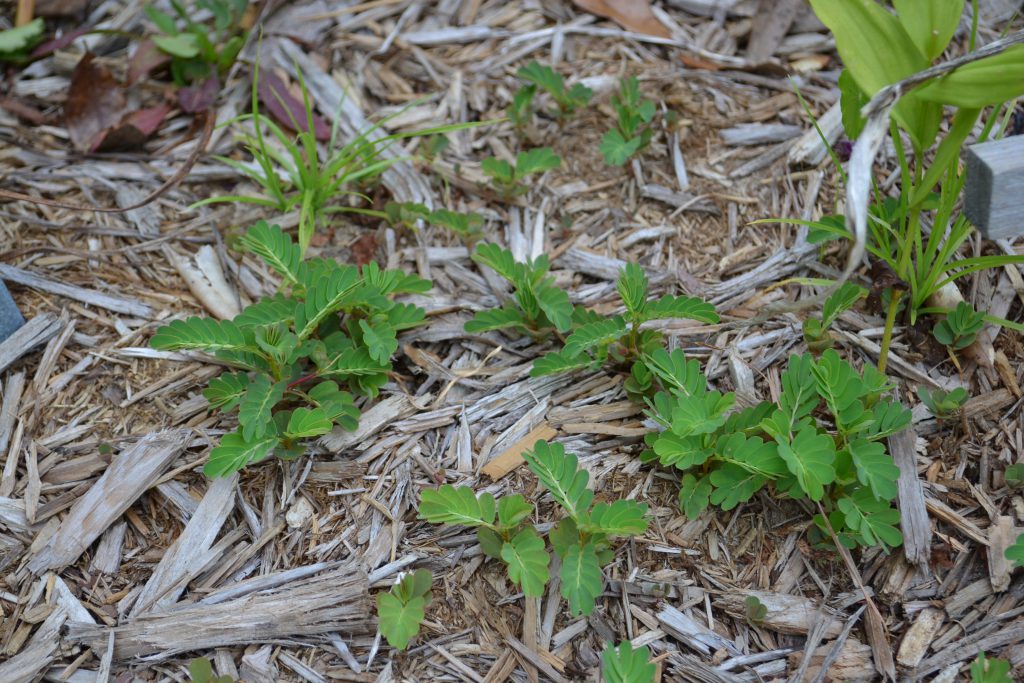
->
65;53;126;152
573;0;670;38
92;104;171;152
258;71;331;140
350;232;378;266
127;38;171;85
178;74;220;113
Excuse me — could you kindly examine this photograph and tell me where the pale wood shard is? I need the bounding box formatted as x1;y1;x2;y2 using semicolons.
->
745;0;802;61
28;430;189;574
987;515;1015;593
0;371;25;458
130;474;237;616
480;423;556;479
896;607;944;669
0;605;67;683
787;638;877;682
787;100;843;166
166;245;243;320
0;264;153;317
66;562;371;660
719;123;803;146
889;428;932;569
90;521;126;575
657;604;741;655
0;313;64;375
716;591;843;638
320;394;423;452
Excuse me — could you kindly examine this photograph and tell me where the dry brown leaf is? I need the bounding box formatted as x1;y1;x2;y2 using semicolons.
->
65;53;126;153
573;0;670;38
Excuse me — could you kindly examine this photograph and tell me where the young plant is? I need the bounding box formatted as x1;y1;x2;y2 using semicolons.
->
743;595;768;627
516;61;593;120
0;18;44;63
917;386;968;420
602;641;656;683
481;147;561;198
376;569;432;650
465;243;572;337
600;76;656;166
145;0;247;86
643;348;911;551
786;1;1024;370
383;202;484;243
187;658;234;683
803;282;867;353
933;301;985;350
971;652;1013;683
531;263;719;398
419;440;648;617
1004;463;1024;487
150;222;430;477
1006;534;1024;567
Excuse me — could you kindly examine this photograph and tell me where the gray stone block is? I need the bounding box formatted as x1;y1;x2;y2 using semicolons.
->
0;281;25;343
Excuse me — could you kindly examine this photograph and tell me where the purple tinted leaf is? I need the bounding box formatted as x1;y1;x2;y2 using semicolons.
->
31;26;90;58
178;74;220;113
127;38;171;85
257;70;330;141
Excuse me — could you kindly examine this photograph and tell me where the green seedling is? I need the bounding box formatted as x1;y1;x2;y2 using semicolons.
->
419;439;649;617
531;263;718;401
145;0;247;85
933;301;985;350
420;134;449;162
516;61;593;120
916;386;968;420
0;18;44;63
150;222;431;477
602;641;656;683
643;348;910;551
1004;463;1024;488
383;201;431;230
188;658;234;683
376;569;432;650
383;202;484;243
508;85;536;129
481;147;561;198
743;595;768;626
465;243;572;337
971;652;1013;683
803;282;867;353
600;76;656;166
1006;534;1024;567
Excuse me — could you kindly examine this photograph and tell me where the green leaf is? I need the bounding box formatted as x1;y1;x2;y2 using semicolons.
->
916;44;1024;107
418;485;496;528
358;319;397;364
970;652;1013;683
307;380;359;430
284;407;333;439
651;432;712;470
376;592;425;650
465;306;529;334
1005;464;1024;488
548;517;579;559
428;209;483;236
477;527;503;559
865;399;912;441
643;349;705;397
583;500;649;536
500;527;550;597
617;263;649;317
144;5;179;34
602;641;655;683
678;474;712;519
530;349;593;377
239;221;302;285
391;568;433;604
515;147;561;177
205;429;278;477
777;353;818;432
0;18;44;56
294;266;362;339
523;440;594;520
600;129;643;166
563;317;628;357
838;70;868;140
536;281;573;332
518;61;567;100
777;426;836;501
643;295;719;324
836;489;903;550
238;374;286;441
893;0;963;61
153;33;201;58
1006;533;1024;568
234;295;297;328
560;541;604;616
849;439;900;501
669;390;735;437
204;372;249;412
497;495;534;530
150;317;257;353
821;282;867;330
481;157;514;183
811;350;868;435
472;243;519;282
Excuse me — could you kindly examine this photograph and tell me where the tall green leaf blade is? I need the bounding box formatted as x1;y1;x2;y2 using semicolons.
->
916;44;1024;107
418;485;496;527
500;527;550;597
205;429;278;477
893;0;964;61
560;541;603;616
523;440;594;520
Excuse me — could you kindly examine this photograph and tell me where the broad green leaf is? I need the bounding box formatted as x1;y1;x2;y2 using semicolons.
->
465;306;529;334
497;495;534;530
150;317;257;353
418;485;496;528
294;266;362;339
481;157;514;183
358;319;397;364
234;295;296;328
777;426;836;501
536;281;573;332
472;243;520;282
239;221;302;285
617;263;649;317
849;438;900;500
203;372;249;412
530;349;593;377
643;295;719;324
500;527;550;597
709;463;769;510
1006;533;1024;567
600;129;643;166
284;407;333;439
238;374;286;441
584;500;649;536
0;18;44;55
651;432;712;470
548;517;579;558
669;391;734;437
718;432;786;477
602;641;655;683
206;429;277;477
153;33;201;58
307;380;359;430
523;440;594;520
893;0;963;61
393;569;433;603
836;489;903;550
838;70;868;140
516;147;561;177
678;474;712;519
376;592;425;650
560;541;604;616
564;317;628;357
517;61;567;99
643;348;705;397
477;527;503;559
970;652;1013;683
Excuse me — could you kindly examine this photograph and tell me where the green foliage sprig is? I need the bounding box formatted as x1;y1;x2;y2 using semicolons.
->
383;202;484;243
802;282;866;353
643;348;911;551
419;440;648;617
971;651;1013;683
917;386;967;420
0;19;44;63
376;569;432;650
515;61;593;121
933;301;985;350
187;658;235;683
481;148;561;198
602;641;656;683
145;0;247;85
465;243;572;337
600;77;656;166
150;222;430;476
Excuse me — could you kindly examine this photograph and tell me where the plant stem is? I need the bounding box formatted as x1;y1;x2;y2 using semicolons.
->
878;289;903;374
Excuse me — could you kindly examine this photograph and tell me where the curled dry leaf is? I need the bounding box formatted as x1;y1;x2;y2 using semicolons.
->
127;38;171;85
65;53;126;153
572;0;670;39
93;104;172;152
258;71;331;140
178;75;220;114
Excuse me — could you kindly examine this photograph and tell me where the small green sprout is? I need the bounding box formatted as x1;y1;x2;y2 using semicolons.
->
0;18;44;63
1004;463;1024;488
145;0;247;86
516;61;592;120
803;282;867;353
933;301;985;350
376;569;432;650
600;76;656;166
970;651;1013;683
916;386;968;420
602;641;656;683
743;595;768;626
481;147;561;198
188;657;235;683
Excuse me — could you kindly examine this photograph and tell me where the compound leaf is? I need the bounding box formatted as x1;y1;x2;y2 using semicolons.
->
602;641;655;683
204;372;249;412
564;317;628;357
536;281;573;332
465;306;529;334
239;221;302;285
849;438;900;501
617;263;649;317
516;147;561;177
523;440;594;520
472;243;519;282
600;129;643;167
150;317;257;353
1006;533;1024;568
644;295;719;324
583;500;649;536
836;489;903;550
821;282;866;329
777;426;836;501
284;407;333;439
238;374;286;441
418;485;496;528
500;527;550;597
206;429;278;477
560;541;603;616
530;349;593;377
497;495;534;530
678;474;712;519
